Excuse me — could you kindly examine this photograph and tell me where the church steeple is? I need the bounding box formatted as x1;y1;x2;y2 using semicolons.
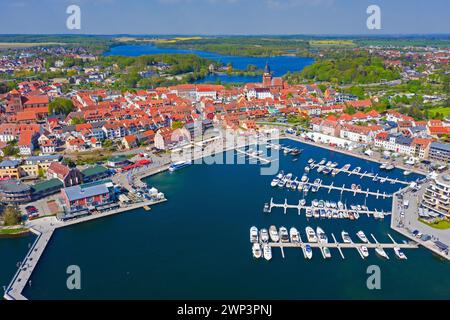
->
262;62;272;87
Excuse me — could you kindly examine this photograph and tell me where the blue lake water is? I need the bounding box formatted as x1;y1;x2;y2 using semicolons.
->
104;44;314;83
4;139;447;299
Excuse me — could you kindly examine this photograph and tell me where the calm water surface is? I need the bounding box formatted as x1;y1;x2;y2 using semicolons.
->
12;140;450;299
104;44;314;83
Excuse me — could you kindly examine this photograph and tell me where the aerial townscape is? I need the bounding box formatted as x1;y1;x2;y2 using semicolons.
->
0;31;449;300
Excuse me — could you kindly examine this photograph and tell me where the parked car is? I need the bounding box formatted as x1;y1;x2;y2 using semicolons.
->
25;206;38;214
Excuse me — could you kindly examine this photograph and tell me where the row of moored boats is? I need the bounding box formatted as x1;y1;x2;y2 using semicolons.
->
250;226;407;261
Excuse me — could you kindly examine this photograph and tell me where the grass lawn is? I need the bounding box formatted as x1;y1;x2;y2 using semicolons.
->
0;227;29;235
419;218;450;230
428;107;450;118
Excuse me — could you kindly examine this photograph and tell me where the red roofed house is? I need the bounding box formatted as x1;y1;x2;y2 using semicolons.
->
346;99;372;109
154;127;191;150
411;138;432;159
47;162;83;187
18;130;39;155
122;135;138;149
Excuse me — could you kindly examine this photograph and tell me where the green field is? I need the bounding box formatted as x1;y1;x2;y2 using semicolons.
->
428;107;450;118
419;219;450;230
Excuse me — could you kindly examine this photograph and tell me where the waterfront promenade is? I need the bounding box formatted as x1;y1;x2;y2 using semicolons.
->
3;198;167;300
391;183;450;261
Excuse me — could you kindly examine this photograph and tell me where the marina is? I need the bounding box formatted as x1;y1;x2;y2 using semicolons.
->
250;226;418;260
265;198;389;219
6;138;448;300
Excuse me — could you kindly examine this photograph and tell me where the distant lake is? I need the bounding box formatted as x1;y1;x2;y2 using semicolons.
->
104;44;314;83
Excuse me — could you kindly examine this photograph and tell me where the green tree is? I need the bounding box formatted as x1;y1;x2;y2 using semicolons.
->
49;97;74;116
2;206;22;226
171;121;184;129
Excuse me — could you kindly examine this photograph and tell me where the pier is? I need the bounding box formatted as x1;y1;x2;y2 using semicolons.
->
235;148;271;164
267;240;417;260
266;198;390;217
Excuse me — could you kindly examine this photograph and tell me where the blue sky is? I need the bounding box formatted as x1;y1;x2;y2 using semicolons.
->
0;0;449;35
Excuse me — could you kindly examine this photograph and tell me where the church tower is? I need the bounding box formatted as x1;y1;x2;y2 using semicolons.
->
262;62;272;87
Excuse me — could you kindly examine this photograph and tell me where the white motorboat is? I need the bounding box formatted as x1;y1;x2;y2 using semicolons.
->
304;166;310;173
301;174;308;182
305;244;313;259
308;158;314;164
316;227;328;243
322;247;332;259
326;161;332;167
259;228;269;242
342;164;351;171
375;247;389;259
300;199;306;206
353;167;361;174
289;227;300;243
341;231;352;243
269;225;280;242
263;244;272;261
279;226;289;243
250;226;258;243
337;201;344;209
312;199;319;207
305;226;318;243
270;179;279;187
356;231;368;243
285;173;293;180
359;245;369;258
331;162;338;168
297;182;304;191
276;171;284;179
313;209;320;219
277;179;285;188
305;208;313;218
331;168;339;176
394;247;407;259
319;158;326;165
252;243;262;259
403;170;411;176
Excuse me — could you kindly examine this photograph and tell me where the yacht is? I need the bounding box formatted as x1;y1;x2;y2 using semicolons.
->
285;173;293;180
305;244;313;259
331;162;338;168
356;231;368;243
331;168;340;176
286;179;292;189
326;161;332;167
291;148;301;156
276;171;284;179
168;160;192;172
250;226;259;243
354;212;360;220
277;179;286;188
341;231;352;243
301;174;308;182
304;166;310;173
359;245;369;258
259;228;269;243
342;164;351;171
319;209;326;218
322;167;332;175
403;170;411;176
385;164;395;171
290;180;298;191
312;199;319;207
313;209;320;219
330;201;337;209
303;184;311;193
290;227;300;243
308;158;314;164
252;243;262;259
319;158;326;165
318;200;325;208
263;244;272;261
305;208;313;218
322;247;332;259
283;148;291;155
316;227;328;243
379;163;387;170
269;225;280;242
337;201;344;210
300;199;306;206
270;178;279;187
375;247;389;259
394;247;407;259
317;165;324;173
305;227;318;243
314;178;321;186
297;182;304;192
279;227;289;243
